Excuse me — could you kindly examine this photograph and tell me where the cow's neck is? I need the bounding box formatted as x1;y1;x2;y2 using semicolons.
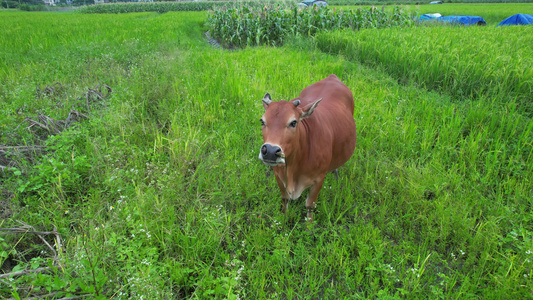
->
273;121;310;200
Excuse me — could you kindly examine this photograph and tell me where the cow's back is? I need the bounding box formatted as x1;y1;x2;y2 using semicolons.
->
299;74;354;113
297;74;356;172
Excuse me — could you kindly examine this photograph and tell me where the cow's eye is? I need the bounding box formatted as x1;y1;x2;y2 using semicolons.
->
289;120;297;128
260;119;265;126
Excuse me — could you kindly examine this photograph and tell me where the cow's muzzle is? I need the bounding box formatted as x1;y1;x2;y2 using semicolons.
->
258;144;285;166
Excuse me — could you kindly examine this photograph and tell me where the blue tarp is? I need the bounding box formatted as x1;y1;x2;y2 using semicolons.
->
437;15;487;26
418;14;487;26
497;14;533;27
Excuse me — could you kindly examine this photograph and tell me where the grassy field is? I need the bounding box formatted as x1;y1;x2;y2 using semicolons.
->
1;4;532;299
316;25;533;113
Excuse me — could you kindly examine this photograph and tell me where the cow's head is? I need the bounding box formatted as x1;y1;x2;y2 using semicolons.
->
258;93;322;166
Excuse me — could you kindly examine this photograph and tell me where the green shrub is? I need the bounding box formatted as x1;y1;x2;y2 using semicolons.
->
19;4;48;11
1;0;19;8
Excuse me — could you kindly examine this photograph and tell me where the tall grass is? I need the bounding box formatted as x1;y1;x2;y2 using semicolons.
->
316;25;533;114
1;7;533;299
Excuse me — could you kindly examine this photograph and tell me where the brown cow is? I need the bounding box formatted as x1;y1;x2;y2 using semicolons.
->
258;74;356;222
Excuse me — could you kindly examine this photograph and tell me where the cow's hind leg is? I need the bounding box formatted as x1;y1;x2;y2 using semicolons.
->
305;178;325;222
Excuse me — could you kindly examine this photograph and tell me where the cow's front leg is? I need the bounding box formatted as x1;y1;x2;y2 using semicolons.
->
281;198;289;214
305;178;325;222
274;174;289;214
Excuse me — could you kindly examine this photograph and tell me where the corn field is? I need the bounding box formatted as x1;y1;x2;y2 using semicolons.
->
207;5;412;48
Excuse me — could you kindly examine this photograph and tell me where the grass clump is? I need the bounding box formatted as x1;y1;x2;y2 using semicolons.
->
207;5;412;48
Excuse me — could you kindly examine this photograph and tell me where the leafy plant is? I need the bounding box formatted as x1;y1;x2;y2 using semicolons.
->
0;236;17;269
15;128;91;201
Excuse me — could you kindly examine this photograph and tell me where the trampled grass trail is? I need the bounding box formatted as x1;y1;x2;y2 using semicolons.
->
1;7;532;299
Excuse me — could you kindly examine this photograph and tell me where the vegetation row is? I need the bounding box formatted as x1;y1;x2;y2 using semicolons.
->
77;0;291;14
18;3;54;11
207;5;412;48
77;1;221;13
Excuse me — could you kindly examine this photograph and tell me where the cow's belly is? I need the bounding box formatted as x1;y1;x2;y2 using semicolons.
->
328;139;356;172
328;120;357;172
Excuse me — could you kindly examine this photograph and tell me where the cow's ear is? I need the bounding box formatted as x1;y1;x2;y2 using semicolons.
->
300;98;322;120
262;93;272;110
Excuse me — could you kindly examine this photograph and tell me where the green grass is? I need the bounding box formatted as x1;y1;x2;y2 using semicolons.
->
1;5;533;299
